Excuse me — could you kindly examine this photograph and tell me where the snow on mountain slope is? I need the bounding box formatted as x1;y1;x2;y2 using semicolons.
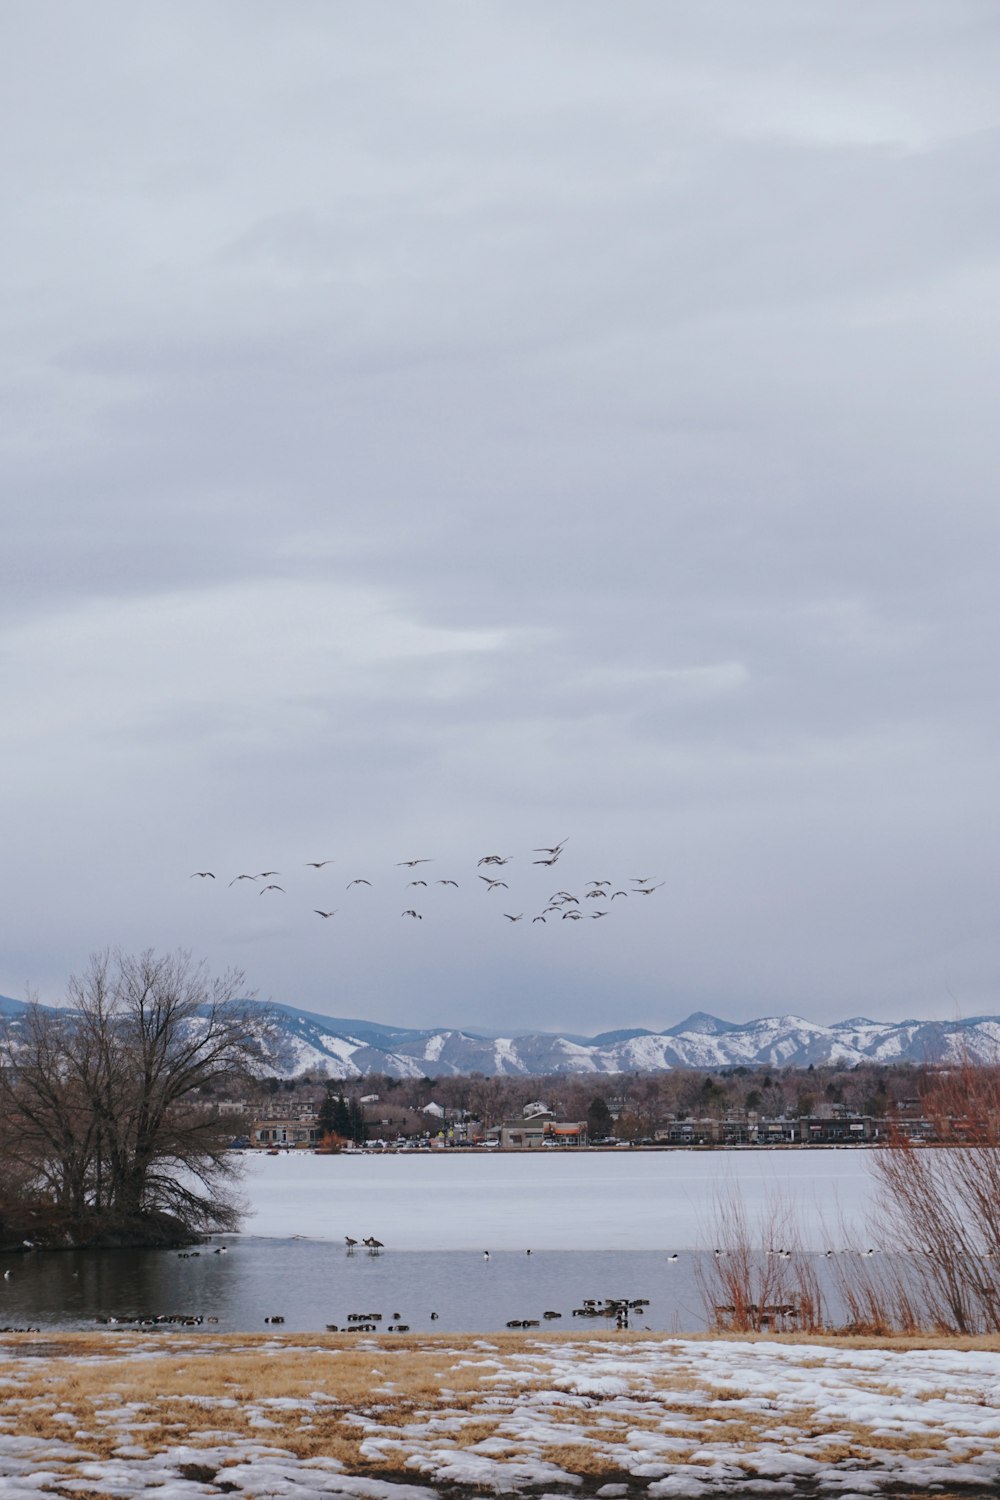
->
13;994;997;1077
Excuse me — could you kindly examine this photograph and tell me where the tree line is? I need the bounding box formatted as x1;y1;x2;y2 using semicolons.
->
262;1056;926;1140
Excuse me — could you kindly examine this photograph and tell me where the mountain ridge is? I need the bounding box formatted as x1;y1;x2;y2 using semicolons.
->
4;995;997;1078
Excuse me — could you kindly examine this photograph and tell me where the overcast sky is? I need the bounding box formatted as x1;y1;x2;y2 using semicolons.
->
3;2;999;1035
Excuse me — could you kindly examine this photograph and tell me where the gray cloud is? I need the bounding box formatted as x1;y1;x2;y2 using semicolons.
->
2;2;999;1032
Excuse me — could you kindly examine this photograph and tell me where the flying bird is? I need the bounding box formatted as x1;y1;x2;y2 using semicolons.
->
190;871;215;879
401;909;423;919
611;891;629;899
397;859;433;867
436;879;459;887
532;856;560;866
407;879;428;887
503;913;524;922
258;871;280;878
634;882;665;894
305;860;334;869
532;916;546;923
478;877;508;890
347;879;371;888
259;884;285;894
229;874;259;885
314;910;337;918
534;840;568;854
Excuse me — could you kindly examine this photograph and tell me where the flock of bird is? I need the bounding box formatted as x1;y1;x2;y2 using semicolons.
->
189;839;665;929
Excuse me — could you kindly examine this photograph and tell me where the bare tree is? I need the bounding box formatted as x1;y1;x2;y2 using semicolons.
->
0;949;273;1243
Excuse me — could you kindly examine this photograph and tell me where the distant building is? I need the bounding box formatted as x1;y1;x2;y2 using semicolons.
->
498;1117;587;1149
251;1112;321;1147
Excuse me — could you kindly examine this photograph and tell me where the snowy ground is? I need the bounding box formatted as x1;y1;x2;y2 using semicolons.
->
240;1149;877;1250
2;1329;999;1497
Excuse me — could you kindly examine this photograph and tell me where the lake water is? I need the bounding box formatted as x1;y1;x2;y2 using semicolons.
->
0;1150;880;1335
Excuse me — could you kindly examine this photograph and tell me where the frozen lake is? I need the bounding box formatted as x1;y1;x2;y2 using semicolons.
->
239;1147;878;1251
0;1151;885;1334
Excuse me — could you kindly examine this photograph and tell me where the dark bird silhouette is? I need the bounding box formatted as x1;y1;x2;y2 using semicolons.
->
436;879;459;887
532;916;546;923
397;859;433;867
587;880;611;887
258;870;280;877
229;874;259;886
345;1236;357;1252
532;856;560;866
407;879;428;887
314;909;337;918
634;882;665;894
259;884;285;894
401;909;422;919
562;910;583;920
305;860;334;868
611;891;629;899
190;871;215;879
347;879;371;888
591;910;609;918
503;913;524;922
477;855;510;866
478;877;508;890
534;840;568;855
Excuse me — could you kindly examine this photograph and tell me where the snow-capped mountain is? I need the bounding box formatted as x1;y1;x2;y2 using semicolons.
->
4;994;998;1078
261;1003;1000;1078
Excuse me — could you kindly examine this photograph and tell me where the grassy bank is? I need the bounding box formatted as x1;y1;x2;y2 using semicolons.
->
1;1329;1000;1496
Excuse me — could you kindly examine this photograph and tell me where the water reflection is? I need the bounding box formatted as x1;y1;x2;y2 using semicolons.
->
0;1241;710;1334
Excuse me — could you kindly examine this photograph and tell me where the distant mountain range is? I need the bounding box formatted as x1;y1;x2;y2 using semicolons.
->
3;994;997;1078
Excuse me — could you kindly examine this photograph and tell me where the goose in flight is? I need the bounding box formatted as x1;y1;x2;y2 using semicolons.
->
401;909;423;919
477;854;510;866
407;879;428;887
397;859;433;867
305;860;334;869
534;840;568;855
436;879;459;887
259;884;285;894
190;871;215;879
532;915;546;923
634;882;665;894
562;910;583;920
478;876;508;890
503;913;524;922
532;856;560;866
314;909;337;918
258;870;280;878
229;873;259;886
347;878;371;888
611;890;629;899
591;910;609;918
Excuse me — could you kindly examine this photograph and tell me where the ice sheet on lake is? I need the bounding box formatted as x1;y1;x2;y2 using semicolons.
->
240;1149;877;1250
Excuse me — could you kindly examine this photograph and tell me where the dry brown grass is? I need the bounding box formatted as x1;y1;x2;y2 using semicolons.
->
0;1328;996;1491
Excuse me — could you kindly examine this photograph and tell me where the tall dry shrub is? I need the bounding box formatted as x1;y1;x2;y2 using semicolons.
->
865;1061;1000;1333
697;1189;825;1333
